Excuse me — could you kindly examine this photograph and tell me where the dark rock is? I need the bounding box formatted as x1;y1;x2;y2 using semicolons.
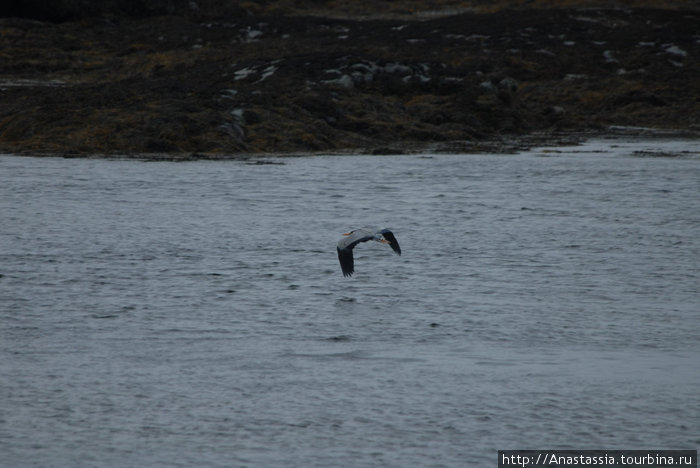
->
371;147;403;155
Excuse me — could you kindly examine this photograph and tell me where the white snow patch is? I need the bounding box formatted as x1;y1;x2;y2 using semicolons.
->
258;65;277;81
603;50;618;63
0;78;67;88
321;75;354;88
574;16;600;23
664;44;687;56
233;67;257;80
407;74;430;83
244;29;263;42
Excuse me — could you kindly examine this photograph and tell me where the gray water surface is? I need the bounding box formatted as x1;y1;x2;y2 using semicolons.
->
1;139;699;467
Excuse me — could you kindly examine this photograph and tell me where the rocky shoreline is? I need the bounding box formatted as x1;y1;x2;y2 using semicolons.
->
1;1;698;157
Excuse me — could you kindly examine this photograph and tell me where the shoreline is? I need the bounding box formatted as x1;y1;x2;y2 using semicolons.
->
1;4;698;157
3;127;698;161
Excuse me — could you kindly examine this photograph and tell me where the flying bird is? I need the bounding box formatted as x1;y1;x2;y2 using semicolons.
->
336;228;401;277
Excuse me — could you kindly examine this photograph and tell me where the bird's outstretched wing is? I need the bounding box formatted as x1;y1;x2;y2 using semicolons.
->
337;246;355;277
336;230;375;277
379;229;401;255
336;230;374;250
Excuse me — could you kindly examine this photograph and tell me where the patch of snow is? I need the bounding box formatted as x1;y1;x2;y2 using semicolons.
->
603;50;618;63
350;62;377;72
409;74;430;83
258;65;277;81
574;16;600;23
318;60;436;88
230;108;245;120
321;75;354;89
663;44;687;56
349;62;380;82
0;78;67;88
233;67;257;80
243;29;263;42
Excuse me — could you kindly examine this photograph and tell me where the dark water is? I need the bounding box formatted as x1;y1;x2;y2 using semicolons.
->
1;139;699;467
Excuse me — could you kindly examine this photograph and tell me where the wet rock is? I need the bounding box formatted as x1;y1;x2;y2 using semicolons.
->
498;77;519;93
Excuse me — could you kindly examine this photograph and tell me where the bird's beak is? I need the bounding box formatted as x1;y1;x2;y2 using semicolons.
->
379;239;390;244
342;232;352;236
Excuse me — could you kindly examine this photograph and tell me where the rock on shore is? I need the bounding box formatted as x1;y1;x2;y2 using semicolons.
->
0;0;698;156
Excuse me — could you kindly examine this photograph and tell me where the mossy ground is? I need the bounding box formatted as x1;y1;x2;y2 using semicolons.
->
1;1;698;156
